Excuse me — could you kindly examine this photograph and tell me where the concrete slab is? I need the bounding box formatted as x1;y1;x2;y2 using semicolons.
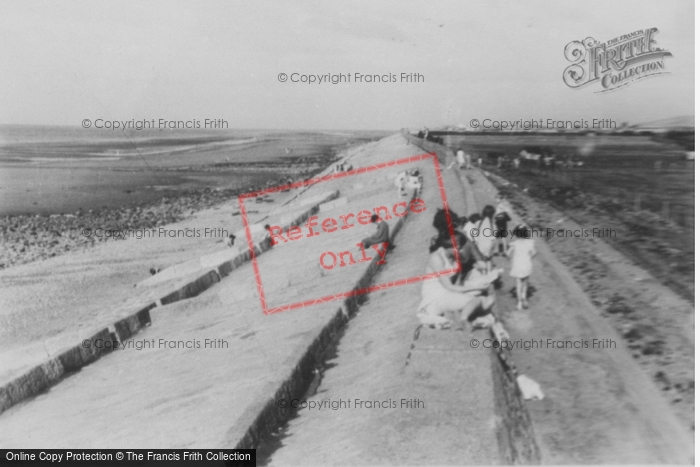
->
318;197;349;213
0;134;429;448
267;152;500;466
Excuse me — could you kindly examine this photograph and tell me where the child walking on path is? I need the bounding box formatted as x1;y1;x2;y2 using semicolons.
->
507;224;536;310
494;195;512;256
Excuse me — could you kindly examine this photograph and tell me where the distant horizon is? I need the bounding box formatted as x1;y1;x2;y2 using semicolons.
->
0;113;694;134
0;122;396;132
1;1;693;131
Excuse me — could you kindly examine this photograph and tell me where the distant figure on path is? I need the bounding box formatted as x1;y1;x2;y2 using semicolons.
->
507;224;536;310
226;234;236;248
264;225;273;248
334;162;353;173
494;195;512;255
456;149;466;169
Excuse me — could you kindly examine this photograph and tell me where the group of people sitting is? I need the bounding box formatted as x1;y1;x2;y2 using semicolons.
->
417;196;536;330
394;169;423;197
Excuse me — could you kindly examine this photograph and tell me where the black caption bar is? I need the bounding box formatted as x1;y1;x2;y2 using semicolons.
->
0;450;255;466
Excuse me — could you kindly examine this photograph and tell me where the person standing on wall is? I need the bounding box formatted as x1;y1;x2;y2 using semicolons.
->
456;149;466;169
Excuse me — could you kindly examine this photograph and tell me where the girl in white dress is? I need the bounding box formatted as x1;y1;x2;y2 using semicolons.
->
507;225;536;310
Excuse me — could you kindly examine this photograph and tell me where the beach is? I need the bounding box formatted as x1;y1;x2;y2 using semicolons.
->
0;126;389;269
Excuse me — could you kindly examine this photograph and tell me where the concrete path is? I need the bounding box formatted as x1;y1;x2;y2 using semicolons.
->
0;134;437;448
267;147;501;466
1;133;691;465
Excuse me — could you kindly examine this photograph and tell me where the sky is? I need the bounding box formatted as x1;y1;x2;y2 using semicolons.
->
0;0;695;130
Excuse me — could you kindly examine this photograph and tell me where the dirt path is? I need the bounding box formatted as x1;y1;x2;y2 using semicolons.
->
267;144;500;466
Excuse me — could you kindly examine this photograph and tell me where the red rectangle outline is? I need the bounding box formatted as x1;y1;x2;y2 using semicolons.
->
238;152;462;315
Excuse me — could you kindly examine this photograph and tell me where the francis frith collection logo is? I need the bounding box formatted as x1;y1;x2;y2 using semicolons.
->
563;28;672;92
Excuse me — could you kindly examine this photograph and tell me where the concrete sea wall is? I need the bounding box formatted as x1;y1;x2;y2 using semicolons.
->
0;191;340;416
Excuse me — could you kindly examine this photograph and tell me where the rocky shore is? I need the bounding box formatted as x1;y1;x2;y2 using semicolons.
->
0;157;336;270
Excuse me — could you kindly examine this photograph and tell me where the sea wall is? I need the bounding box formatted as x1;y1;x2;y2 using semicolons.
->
403;130;542;465
0;191;340;416
490;333;542;464
233;197;410;450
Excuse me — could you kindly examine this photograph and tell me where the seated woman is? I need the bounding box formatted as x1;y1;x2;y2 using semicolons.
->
417;234;500;330
432;207;461;239
405;169;423;195
429;218;486;286
394;171;409;197
450;230;488;285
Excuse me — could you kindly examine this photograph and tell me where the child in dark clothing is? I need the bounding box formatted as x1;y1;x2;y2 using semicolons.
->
495;195;512;255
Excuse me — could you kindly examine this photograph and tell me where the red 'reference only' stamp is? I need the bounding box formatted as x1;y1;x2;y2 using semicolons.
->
238;152;459;315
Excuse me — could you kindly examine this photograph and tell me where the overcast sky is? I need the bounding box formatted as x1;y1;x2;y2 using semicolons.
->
0;0;694;130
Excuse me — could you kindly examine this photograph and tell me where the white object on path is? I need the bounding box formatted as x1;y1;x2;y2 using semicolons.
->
517;374;545;400
416;313;451;329
471;313;496;329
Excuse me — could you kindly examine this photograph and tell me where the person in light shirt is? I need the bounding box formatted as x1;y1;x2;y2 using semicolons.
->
456;149;466;169
394;170;408;197
405;169;422;195
507;224;537;310
473;205;497;272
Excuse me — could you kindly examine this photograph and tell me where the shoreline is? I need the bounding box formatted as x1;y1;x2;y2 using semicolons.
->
0;156;338;270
